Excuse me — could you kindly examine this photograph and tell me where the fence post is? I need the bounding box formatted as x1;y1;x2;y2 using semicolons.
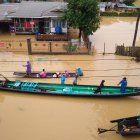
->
103;42;105;55
49;42;52;53
88;42;91;54
27;38;32;55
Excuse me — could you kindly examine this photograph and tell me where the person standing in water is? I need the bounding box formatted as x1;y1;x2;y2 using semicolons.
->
118;77;127;93
76;67;83;76
23;61;31;76
61;73;66;84
73;73;81;86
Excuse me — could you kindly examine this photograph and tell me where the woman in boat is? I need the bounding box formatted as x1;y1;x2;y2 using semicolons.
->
64;70;70;78
23;61;31;76
118;77;127;93
73;73;81;86
61;73;66;84
39;69;47;78
94;80;105;94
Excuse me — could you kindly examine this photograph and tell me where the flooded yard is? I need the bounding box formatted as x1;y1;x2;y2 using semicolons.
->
90;17;140;53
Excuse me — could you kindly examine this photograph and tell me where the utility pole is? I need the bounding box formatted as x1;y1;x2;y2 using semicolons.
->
132;9;140;47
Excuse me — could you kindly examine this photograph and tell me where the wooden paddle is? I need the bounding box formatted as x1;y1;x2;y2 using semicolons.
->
0;74;10;81
98;128;116;134
98;124;117;134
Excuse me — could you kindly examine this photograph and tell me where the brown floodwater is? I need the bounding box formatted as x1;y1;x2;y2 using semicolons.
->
0;17;140;140
89;17;140;53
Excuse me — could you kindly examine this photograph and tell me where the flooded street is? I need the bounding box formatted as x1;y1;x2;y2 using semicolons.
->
0;17;140;140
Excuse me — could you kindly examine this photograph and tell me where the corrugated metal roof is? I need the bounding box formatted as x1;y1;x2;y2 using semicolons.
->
0;3;19;21
116;3;127;8
8;1;67;18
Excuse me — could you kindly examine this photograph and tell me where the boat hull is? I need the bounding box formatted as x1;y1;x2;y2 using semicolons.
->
13;72;77;78
111;115;140;136
0;80;140;97
98;115;140;136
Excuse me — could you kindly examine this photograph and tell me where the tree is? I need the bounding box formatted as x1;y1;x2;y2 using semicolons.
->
124;0;136;6
62;0;100;44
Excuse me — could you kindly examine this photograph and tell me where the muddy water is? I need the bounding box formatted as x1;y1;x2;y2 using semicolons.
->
135;1;140;5
0;17;140;140
90;17;140;53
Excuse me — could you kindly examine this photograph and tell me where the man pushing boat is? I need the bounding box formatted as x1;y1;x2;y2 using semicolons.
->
23;61;32;76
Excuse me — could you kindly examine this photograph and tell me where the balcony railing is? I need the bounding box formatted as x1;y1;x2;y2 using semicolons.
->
36;34;69;41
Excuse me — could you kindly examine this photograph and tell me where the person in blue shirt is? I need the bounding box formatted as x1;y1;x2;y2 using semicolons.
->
76;67;83;76
60;73;66;84
118;77;127;93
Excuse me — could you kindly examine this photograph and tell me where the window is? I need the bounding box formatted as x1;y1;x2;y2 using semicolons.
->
52;19;66;28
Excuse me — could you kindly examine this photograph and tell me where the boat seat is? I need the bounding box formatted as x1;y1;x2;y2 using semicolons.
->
13;80;22;88
21;82;38;91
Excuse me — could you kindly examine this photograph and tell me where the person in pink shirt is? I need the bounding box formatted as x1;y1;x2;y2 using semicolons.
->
64;70;70;78
39;69;47;78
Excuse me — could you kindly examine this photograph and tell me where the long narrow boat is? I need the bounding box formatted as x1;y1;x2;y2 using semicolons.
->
0;76;140;97
13;71;77;78
98;115;140;136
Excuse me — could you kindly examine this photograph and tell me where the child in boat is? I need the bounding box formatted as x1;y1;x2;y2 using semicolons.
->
118;77;127;93
64;70;70;78
94;80;105;94
23;61;31;76
39;69;47;78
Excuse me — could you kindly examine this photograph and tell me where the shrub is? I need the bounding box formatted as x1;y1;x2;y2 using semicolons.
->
119;11;138;17
63;45;78;53
100;12;118;16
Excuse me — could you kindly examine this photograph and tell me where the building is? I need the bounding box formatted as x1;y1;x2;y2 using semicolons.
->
0;1;67;34
0;2;19;33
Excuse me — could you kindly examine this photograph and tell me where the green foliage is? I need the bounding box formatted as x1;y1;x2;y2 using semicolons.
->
63;45;78;53
135;51;140;57
119;11;138;17
62;0;100;36
100;11;138;17
123;0;136;6
115;45;125;55
100;12;118;16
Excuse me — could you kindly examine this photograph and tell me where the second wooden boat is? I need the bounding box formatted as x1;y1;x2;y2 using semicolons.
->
13;71;78;78
98;115;140;136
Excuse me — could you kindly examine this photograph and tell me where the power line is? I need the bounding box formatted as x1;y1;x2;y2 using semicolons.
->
0;67;140;72
0;59;132;62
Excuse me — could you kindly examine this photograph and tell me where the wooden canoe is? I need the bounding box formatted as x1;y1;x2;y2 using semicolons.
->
98;115;140;136
13;71;78;78
0;79;140;97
